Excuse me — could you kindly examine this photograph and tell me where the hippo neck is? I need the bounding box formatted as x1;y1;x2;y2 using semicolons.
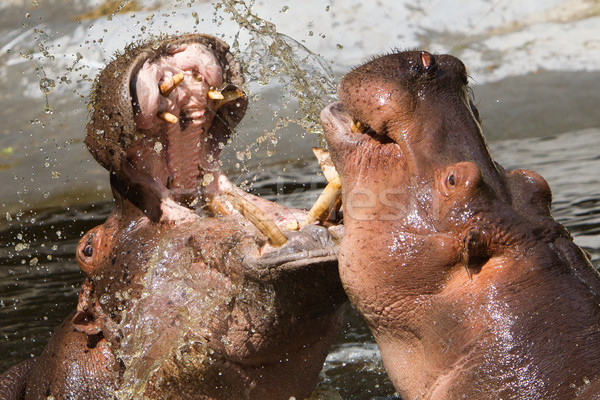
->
377;239;600;400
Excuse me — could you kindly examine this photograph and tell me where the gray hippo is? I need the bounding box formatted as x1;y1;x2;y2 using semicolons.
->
321;50;600;399
0;34;346;400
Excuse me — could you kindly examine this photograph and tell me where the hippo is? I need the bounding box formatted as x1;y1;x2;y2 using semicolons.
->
321;50;600;399
0;34;347;400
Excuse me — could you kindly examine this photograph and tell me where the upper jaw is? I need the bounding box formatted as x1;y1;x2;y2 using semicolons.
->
321;102;371;147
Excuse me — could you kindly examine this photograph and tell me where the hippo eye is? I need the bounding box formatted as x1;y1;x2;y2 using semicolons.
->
448;174;456;186
83;244;94;258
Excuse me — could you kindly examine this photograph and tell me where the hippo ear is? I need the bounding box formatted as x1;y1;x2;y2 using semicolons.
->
507;169;553;215
72;279;104;336
437;161;482;198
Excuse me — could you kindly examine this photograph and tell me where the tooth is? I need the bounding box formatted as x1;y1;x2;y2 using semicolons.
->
312;147;338;183
158;111;178;124
285;220;300;231
159;73;185;96
225;192;288;247
306;148;343;225
304;175;342;226
213;89;245;110
207;89;225;100
351;120;365;133
206;195;232;216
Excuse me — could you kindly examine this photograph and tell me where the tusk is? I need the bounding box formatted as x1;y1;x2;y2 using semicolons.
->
285;220;300;231
327;196;343;221
205;195;232;216
213;89;245;110
158;111;178;124
159;73;184;96
312;147;338;183
351;120;365;133
207;89;225;100
224;192;288;247
303;175;342;226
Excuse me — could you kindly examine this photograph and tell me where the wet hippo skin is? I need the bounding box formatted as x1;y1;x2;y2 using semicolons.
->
0;34;347;400
321;51;600;399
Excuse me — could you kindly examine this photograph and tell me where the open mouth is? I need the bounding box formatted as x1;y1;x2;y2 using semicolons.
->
86;34;346;252
128;39;246;205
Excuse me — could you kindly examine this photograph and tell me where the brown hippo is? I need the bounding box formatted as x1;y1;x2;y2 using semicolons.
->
0;34;346;400
321;50;600;399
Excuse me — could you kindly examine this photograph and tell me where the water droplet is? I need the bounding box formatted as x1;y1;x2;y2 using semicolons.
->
15;243;28;252
202;173;214;187
29;257;38;266
154;142;163;154
39;77;55;95
99;294;111;305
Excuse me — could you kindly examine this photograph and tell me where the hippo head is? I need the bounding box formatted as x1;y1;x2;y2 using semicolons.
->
321;51;600;398
321;51;544;295
86;34;248;221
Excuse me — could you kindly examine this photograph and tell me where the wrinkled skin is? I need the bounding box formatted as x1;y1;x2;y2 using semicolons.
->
0;35;346;400
321;51;600;399
20;195;344;400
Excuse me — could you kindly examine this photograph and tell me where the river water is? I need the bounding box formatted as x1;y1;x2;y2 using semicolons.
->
1;0;599;398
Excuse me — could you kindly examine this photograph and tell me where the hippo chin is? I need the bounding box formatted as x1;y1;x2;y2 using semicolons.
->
321;51;600;399
0;34;346;400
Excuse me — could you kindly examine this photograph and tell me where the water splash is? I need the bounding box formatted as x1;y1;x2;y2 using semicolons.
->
113;225;236;398
37;75;55;114
221;0;338;146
